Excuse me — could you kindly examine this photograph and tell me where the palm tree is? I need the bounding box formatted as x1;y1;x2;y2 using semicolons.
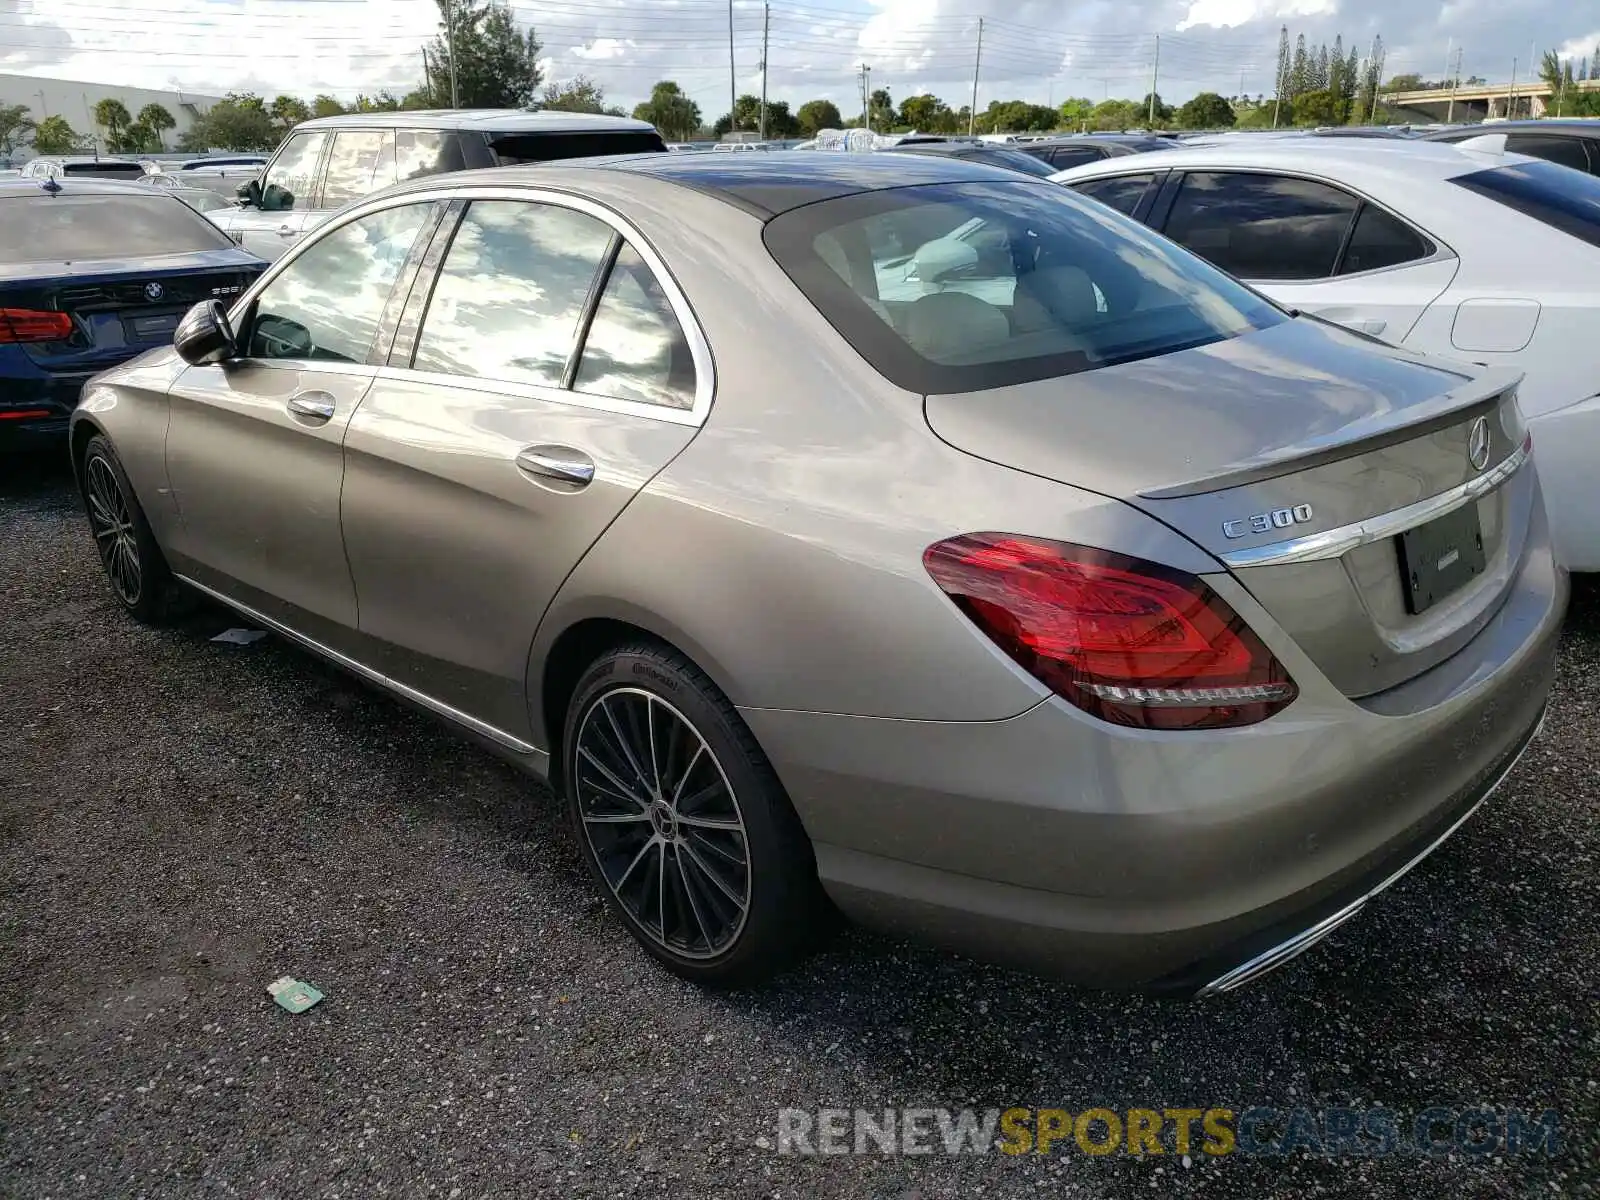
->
137;103;176;150
93;98;132;152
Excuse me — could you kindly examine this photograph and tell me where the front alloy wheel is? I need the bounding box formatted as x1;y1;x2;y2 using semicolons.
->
85;452;143;607
573;687;751;959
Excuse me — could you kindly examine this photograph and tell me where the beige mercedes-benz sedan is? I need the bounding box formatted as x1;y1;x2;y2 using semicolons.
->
70;153;1565;996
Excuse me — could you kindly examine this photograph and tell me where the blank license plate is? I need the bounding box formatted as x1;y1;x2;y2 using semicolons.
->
1397;503;1486;615
126;312;180;342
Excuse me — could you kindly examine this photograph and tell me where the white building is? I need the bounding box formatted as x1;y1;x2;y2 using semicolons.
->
0;72;226;161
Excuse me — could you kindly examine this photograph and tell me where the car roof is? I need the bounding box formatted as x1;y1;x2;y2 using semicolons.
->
1032;134;1167;148
368;152;1051;219
1424;119;1600;139
1049;138;1517;184
26;155;144;166
0;177;166;198
293;108;656;134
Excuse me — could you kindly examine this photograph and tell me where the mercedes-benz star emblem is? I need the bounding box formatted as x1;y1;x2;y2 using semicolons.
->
1467;416;1492;473
144;281;164;301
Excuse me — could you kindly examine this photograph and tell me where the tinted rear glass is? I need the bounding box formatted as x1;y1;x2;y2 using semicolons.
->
487;130;667;164
764;181;1283;394
64;162;144;177
1450;160;1600;249
0;193;233;258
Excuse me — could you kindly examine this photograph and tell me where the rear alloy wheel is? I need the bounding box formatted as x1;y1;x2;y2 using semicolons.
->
564;644;823;985
81;434;179;624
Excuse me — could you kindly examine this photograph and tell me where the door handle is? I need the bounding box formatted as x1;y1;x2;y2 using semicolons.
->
287;391;336;421
515;446;595;487
277;224;297;238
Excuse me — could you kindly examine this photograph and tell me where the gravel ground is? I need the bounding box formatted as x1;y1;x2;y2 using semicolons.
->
2;458;1597;1200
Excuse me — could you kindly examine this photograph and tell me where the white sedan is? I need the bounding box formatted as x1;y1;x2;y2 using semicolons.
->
1051;140;1600;570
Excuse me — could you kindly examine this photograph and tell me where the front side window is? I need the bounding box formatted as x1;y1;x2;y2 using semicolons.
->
764;181;1282;394
1071;173;1156;216
573;244;696;409
247;203;431;363
1450;159;1600;250
260;132;326;209
1164;171;1359;280
321;130;395;208
412;200;615;386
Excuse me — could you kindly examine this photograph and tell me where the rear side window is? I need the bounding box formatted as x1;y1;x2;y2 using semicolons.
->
322;130;394;207
763;181;1282;395
0;194;232;259
1338;204;1433;275
1450;160;1600;250
412;200;615;386
1165;172;1359;280
573;243;697;409
396;130;463;182
1071;173;1156;216
486;130;667;165
1503;134;1593;174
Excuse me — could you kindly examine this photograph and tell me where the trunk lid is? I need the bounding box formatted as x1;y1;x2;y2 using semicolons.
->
924;318;1533;698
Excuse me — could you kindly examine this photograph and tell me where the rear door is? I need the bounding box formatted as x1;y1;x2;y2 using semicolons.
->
1155;170;1457;343
339;194;707;738
163;200;439;650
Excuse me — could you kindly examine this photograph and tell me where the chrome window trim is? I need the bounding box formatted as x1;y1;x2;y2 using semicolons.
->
174;573;549;767
228;183;716;427
1219;438;1530;569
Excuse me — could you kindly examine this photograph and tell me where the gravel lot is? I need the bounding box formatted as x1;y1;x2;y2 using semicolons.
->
2;457;1596;1200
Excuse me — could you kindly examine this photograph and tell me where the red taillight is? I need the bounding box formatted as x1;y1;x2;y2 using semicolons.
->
924;534;1297;730
0;308;73;344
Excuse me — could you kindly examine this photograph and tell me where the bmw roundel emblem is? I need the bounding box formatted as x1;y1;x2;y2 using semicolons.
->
144;281;164;301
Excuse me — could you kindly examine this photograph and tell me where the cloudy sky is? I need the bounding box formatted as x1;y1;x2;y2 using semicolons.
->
2;0;1598;116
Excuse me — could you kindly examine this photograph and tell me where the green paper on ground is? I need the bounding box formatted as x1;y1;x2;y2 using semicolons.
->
267;976;324;1013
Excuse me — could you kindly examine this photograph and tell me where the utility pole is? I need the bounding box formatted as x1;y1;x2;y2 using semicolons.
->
759;2;769;139
969;17;983;136
859;63;871;131
1506;57;1516;120
1148;34;1161;128
1366;36;1380;124
1272;25;1287;129
728;0;737;132
444;0;460;109
422;47;432;104
1446;45;1462;122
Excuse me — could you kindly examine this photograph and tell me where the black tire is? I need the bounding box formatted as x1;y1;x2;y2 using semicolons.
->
80;433;181;624
563;642;823;986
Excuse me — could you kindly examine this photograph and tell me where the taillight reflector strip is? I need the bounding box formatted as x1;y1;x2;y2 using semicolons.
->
924;533;1297;730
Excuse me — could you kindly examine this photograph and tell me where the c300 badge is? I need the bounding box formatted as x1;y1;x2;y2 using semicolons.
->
1223;503;1314;540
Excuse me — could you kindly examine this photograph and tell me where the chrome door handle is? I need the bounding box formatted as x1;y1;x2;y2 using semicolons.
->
287;392;336;421
515;446;595;486
277;224;297;238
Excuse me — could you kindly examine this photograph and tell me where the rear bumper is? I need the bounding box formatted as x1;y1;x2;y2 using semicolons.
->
0;377;82;451
742;507;1567;992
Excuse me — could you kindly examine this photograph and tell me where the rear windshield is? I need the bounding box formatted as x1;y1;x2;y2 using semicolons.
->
763;181;1283;394
1450;160;1600;250
0;193;233;259
63;162;145;177
488;130;667;165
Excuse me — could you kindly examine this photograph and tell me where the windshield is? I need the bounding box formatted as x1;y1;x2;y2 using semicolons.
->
0;193;234;259
763;181;1284;394
1450;159;1600;250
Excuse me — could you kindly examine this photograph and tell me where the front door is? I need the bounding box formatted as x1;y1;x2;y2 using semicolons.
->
223;129;329;262
163;200;438;649
339;198;706;738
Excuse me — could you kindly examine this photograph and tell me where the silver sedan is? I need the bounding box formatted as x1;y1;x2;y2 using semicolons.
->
71;153;1565;995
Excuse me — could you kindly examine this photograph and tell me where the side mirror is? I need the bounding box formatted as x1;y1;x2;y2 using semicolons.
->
236;178;261;207
174;300;237;366
260;183;294;212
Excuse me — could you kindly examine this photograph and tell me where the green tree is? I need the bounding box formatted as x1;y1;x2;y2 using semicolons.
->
0;103;37;158
867;87;895;130
401;88;436;111
540;74;611;114
1177;91;1235;129
633;81;702;141
32;115;79;154
712;94;764;138
1138;93;1174;128
898;93;949;132
1293;88;1341;125
354;91;403;112
795;98;842;136
133;103;176;150
311;94;346;118
179;95;278;152
1057;97;1094;129
1087;98;1142;130
93;98;133;150
1289;34;1308;98
269;95;311;129
429;0;543;110
1384;73;1424;91
1236;97;1288;128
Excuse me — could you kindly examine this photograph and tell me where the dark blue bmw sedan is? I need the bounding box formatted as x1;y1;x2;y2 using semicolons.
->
0;177;266;452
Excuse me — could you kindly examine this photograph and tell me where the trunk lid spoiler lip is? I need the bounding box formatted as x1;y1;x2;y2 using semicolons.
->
1138;366;1525;501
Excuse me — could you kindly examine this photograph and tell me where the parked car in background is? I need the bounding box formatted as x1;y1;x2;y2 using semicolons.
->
1422;119;1600;176
21;156;146;181
73;153;1561;996
0;178;265;452
1051;139;1600;569
878;138;1061;177
137;173;239;216
210;109;667;261
176;161;269;199
1015;134;1172;170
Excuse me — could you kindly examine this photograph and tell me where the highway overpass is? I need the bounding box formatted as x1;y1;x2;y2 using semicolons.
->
1382;78;1600;121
